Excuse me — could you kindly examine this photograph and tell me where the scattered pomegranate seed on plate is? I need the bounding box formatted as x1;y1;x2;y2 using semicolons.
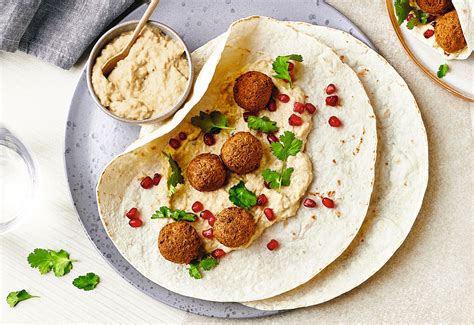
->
326;83;337;94
288;62;294;71
277;94;290;103
328;116;342;127
203;133;215;146
178;132;187;140
303;198;317;208
264;181;271;189
322;197;335;208
169;138;180;149
202;228;214;238
192;201;204;213
326;95;338;106
208;215;216;226
267;133;279;143
305;102;317;114
152;173;162;186
267;99;277;112
126;207;139;219
267;239;279;251
200;210;214;220
264;208;276;221
289;113;303;126
140;176;154;189
211;248;226;259
293;102;305;114
257;194;268;206
423;29;434;38
129;218;143;228
243;112;251;122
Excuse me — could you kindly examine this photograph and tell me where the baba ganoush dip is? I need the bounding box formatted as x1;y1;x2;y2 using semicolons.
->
92;25;189;120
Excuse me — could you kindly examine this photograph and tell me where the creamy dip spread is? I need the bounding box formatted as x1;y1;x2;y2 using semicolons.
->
92;25;189;120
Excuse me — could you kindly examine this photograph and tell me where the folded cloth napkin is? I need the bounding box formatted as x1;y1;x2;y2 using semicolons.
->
0;0;136;69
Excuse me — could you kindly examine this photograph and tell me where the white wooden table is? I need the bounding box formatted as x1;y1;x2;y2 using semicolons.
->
1;1;472;323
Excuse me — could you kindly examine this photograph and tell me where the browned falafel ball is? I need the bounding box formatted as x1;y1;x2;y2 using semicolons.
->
220;132;263;174
187;153;227;192
158;221;201;264
416;0;453;15
435;10;467;53
233;71;274;113
213;207;256;248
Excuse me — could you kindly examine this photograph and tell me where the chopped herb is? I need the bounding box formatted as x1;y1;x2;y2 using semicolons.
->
27;248;76;277
406;9;429;30
395;0;412;25
191;111;233;134
229;181;257;209
270;131;303;161
437;64;449;78
187;257;219;279
247;115;279;133
272;54;303;87
6;290;39;308
188;261;202;279
72;273;100;291
262;167;294;189
151;206;197;222
163;152;184;197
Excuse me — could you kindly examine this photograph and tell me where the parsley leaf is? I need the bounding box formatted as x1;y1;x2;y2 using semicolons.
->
247;115;279;133
270;131;303;161
262;167;294;189
72;273;100;291
229;181;257;209
151;206;197;222
419;11;429;24
187;257;219;279
437;64;449;78
272;54;303;87
6;290;39;308
191;111;233;134
27;248;76;277
163;152;184;197
395;0;411;25
200;256;219;271
188;261;202;279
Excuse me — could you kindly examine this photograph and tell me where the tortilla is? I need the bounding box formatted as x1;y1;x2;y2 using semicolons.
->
97;16;377;302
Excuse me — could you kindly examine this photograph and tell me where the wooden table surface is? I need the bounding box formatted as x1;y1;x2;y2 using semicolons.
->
1;1;472;323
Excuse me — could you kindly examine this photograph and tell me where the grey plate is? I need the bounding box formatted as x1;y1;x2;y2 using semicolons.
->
65;0;375;319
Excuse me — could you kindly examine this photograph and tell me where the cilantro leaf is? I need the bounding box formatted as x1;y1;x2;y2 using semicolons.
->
164;152;184;197
419;11;429;24
437;64;449;78
6;290;39;308
27;248;76;277
272;54;303;87
72;273;100;291
395;0;411;25
262;167;294;189
247;115;279;133
406;16;418;29
229;181;257;209
151;206;197;222
191;111;232;134
188;261;202;279
187;257;218;279
270;131;303;161
199;256;219;271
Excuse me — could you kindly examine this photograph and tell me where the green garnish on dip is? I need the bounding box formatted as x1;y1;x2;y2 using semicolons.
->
395;0;428;29
191;111;233;134
6;290;39;308
163;152;184;197
229;181;257;209
437;64;449;78
72;273;100;291
151;206;197;222
188;256;219;279
272;54;303;87
27;248;77;277
395;0;412;25
262;167;294;189
247;115;279;133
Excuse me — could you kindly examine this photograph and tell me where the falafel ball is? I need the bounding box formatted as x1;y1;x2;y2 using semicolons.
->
220;132;263;174
187;153;227;192
416;0;452;15
158;221;201;264
435;10;467;53
214;207;256;247
233;71;274;113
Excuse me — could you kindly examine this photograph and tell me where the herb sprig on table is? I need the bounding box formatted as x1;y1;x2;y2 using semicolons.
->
72;273;101;291
6;290;39;308
27;248;77;277
437;64;449;78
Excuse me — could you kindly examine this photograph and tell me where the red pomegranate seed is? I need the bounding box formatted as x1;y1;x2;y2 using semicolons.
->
277;94;290;103
272;86;279;97
303;198;317;208
264;181;270;189
293;102;305;114
288;62;294;72
152;173;162;186
257;194;268;206
289;114;303;126
267;133;279;143
129;218;143;228
427;14;436;22
305;102;317;114
328;116;342;127
192;201;204;213
208;215;216;226
200;210;214;220
326;84;337;94
126;207;139;219
407;13;414;22
202;228;214;238
267;99;277;112
169;138;180;149
140;176;154;189
243;112;250;122
211;248;226;259
322;197;335;208
264;208;276;221
203;133;215;146
423;29;434;38
267;239;279;251
326;95;339;106
178;132;187;140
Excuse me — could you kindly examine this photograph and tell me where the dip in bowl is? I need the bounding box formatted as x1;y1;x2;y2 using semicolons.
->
87;21;193;124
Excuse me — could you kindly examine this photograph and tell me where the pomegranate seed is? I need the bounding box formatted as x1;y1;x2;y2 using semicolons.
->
289;114;303;126
203;133;215;146
152;173;162;186
264;181;271;189
140;176;153;189
267;239;279;251
427;14;436;22
192;201;204;213
277;94;290;103
423;29;434;38
407;13;414;22
293;102;305;114
322;197;335;208
243;112;250;122
178;132;187;140
169;138;180;149
431;21;437;27
272;87;279;97
267;99;277;112
200;210;214;220
328;116;342;127
326;95;339;106
129;218;143;228
264;208;276;221
211;248;226;259
303;198;317;208
305;102;317;114
126;207;139;219
267;133;279;143
257;194;268;206
288;62;294;72
326;84;337;94
202;228;214;238
208;215;216;226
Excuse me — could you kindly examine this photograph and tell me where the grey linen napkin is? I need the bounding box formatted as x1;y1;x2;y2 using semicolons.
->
0;0;136;69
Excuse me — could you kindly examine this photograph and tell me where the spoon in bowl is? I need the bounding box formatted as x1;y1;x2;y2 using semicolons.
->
101;0;160;77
